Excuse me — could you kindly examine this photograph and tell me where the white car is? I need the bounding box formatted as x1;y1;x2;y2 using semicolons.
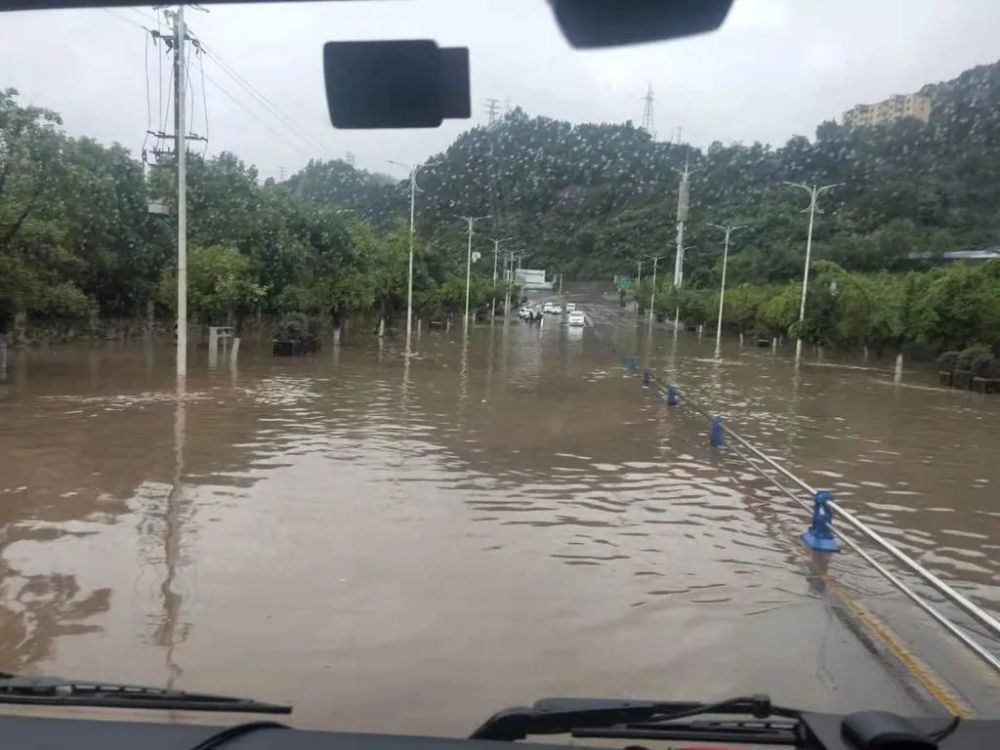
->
549;304;563;314
567;311;586;327
542;302;555;313
565;302;577;312
518;306;530;319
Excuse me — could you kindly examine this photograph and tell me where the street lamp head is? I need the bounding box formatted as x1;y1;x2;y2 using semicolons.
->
709;222;745;234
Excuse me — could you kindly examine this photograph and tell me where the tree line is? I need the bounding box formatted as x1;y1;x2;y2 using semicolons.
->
0;87;513;338
630;259;1000;356
3;57;1000;352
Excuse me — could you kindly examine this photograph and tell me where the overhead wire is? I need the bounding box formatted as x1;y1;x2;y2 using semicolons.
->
199;68;312;160
202;43;326;150
142;29;152;159
156;10;164;136
199;48;210;157
102;7;148;32
125;5;159;26
197;41;330;155
186;47;195;139
109;6;327;168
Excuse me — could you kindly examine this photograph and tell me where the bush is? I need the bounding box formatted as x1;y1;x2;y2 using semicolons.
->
936;350;960;371
956;344;991;371
274;313;316;343
970;354;1000;379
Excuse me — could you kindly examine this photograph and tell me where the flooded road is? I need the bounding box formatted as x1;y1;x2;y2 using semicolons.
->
1;292;998;732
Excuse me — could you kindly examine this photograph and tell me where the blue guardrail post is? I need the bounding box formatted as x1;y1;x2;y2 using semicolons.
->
802;490;839;552
641;368;652;385
665;386;679;406
710;415;725;448
628;355;639;371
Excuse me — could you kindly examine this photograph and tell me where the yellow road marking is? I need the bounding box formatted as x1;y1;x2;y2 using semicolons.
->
823;575;973;718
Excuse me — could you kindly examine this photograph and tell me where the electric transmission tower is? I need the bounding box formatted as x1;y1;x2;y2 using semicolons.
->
640;83;655;139
485;97;501;125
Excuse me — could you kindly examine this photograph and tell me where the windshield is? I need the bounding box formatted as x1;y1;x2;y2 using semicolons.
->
0;0;998;735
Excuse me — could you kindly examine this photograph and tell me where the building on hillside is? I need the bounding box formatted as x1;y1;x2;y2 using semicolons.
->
907;246;1000;263
514;268;554;290
843;94;932;127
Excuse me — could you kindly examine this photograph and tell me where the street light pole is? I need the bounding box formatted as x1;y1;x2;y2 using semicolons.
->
784;181;842;361
459;215;490;333
709;223;744;357
388;159;439;355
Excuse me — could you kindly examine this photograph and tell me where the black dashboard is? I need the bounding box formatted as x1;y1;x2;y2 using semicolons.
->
1;713;997;750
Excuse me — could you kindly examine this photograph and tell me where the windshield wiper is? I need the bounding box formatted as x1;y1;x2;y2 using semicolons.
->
0;673;291;714
470;695;800;742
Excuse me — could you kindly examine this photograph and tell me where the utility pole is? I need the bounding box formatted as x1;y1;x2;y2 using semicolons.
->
388;160;439;355
709;223;744;357
459;215;491;333
486;237;512;317
784;182;842;361
671;152;695;332
173;5;187;379
636;258;643;286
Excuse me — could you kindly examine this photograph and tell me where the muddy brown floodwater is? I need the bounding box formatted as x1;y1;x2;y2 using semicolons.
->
1;289;998;734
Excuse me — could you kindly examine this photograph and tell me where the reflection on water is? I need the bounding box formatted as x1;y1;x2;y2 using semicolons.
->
1;290;998;730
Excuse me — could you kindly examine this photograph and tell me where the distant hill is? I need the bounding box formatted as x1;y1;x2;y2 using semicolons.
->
288;59;1000;283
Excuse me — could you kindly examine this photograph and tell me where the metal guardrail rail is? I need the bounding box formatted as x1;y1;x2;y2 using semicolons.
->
589;324;1000;676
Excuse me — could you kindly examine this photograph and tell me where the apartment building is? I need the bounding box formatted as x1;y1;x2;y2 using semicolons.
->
843;94;932;127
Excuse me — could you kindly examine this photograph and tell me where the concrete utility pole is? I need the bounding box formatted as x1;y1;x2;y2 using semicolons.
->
709;223;744;357
671;153;695;332
389;159;440;355
486;237;512;317
459;215;490;333
784;181;842;361
173;5;187;378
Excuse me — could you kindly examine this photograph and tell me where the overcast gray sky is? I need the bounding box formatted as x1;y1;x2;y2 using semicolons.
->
1;0;998;181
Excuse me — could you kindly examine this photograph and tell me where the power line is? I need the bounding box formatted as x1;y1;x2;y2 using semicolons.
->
107;5;320;166
186;48;195;138
102;7;148;31
200;68;312;159
200;52;321;157
126;6;159;25
197;42;329;156
142;30;152;158
198;49;210;156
